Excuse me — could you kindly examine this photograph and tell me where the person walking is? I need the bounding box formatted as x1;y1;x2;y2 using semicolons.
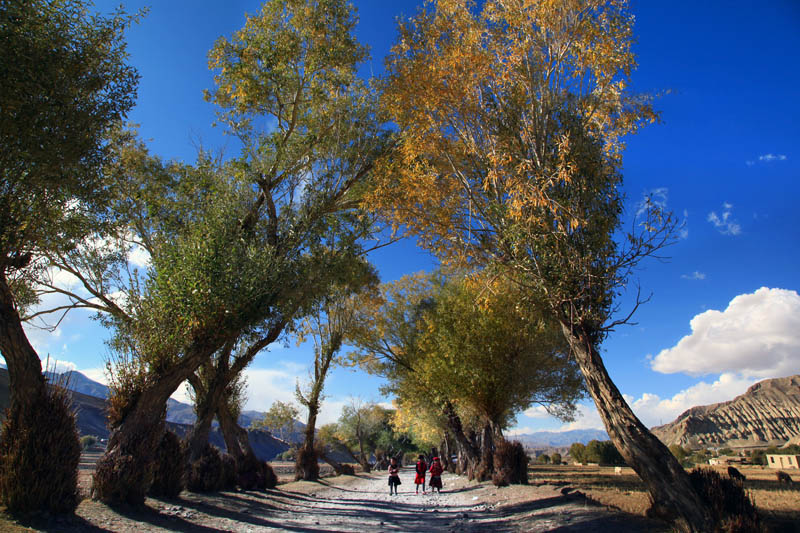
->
429;456;443;493
414;454;427;494
388;457;401;495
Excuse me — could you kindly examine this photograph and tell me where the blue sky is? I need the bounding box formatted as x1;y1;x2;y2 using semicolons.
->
18;1;800;433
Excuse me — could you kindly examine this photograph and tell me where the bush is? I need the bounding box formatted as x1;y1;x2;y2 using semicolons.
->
80;435;98;450
187;444;224;493
537;453;551;464
551;452;562;465
236;452;277;490
220;454;238;490
0;387;80;514
492;439;528;487
149;431;186;498
688;468;764;533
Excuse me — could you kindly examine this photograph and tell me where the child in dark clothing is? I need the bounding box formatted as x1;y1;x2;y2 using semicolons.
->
414;454;427;494
428;456;443;493
388;457;401;495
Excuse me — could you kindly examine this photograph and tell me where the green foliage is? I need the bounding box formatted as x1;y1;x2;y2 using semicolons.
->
0;0;138;291
492;439;529;486
688;468;763;533
537;454;551;464
149;431;186;498
585;440;626;466
253;401;300;442
551;452;562;465
0;387;80;514
187;444;224;493
749;450;766;466
717;448;734;457
669;444;688;463
569;442;586;464
80;435;98;450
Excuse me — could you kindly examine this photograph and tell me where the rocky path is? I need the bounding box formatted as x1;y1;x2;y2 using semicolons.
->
12;467;667;532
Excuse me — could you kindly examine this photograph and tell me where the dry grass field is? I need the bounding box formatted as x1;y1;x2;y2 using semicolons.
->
529;463;800;532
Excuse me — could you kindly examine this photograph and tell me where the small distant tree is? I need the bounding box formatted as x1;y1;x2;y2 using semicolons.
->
253;401;300;442
537;454;550;464
670;444;688;464
569;443;586;464
80;436;98;450
717;448;733;457
551;452;562;465
585;440;625;466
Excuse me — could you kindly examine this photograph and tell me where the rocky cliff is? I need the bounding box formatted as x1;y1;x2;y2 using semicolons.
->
651;374;800;449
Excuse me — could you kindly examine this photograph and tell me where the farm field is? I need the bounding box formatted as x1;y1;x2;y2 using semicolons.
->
529;464;800;532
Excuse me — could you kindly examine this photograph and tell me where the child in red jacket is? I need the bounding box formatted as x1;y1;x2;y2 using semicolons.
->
414;454;427;494
429;456;443;493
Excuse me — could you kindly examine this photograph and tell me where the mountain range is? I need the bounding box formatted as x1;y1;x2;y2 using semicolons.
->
651;374;800;449
0;368;291;461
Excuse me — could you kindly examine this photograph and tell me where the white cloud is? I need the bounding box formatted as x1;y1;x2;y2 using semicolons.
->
558;403;605;431
523;405;554;419
707;202;741;235
758;154;787;162
651;287;800;378
636;187;669;217
679;209;689;239
681;271;706;281
80;367;109;385
629;373;757;428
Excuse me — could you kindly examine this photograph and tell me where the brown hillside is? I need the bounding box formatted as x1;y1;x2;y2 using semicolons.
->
651;374;800;449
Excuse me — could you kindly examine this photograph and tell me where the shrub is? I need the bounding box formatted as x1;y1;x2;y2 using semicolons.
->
492;439;528;487
220;454;238;490
187;444;224;493
688;467;764;533
537;453;551;464
236;452;277;490
149;430;186;498
80;435;98;450
551;452;562;465
0;387;80;514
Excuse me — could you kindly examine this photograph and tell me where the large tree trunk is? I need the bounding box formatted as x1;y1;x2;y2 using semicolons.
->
442;401;480;474
0;276;80;513
295;401;320;481
562;323;711;532
92;340;219;504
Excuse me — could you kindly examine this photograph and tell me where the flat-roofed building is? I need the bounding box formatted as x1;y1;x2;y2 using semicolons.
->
766;454;800;469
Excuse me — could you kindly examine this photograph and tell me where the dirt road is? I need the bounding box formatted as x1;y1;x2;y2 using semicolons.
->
10;466;667;532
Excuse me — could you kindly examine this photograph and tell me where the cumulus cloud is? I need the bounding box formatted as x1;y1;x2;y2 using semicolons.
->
628;373;757;427
557;403;605;431
651;287;800;378
681;271;706;281
523;405;554;419
707;202;741;235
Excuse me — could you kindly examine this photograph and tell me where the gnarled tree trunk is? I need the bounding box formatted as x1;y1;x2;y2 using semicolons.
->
562;323;712;532
295;400;320;481
92;340;220;504
0;276;80;513
442;401;480;475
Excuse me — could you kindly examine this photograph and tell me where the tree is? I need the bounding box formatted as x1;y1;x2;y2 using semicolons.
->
585;439;625;466
551;452;562;465
371;1;708;529
348;272;584;479
88;0;390;503
294;280;376;481
335;400;388;472
669;444;688;464
537;454;550;464
254;401;300;443
569;443;587;465
0;0;137;513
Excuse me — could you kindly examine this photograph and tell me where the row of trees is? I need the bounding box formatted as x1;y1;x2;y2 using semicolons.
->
1;0;726;530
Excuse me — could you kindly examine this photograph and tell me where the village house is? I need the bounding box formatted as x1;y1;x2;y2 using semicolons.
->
766;454;800;470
